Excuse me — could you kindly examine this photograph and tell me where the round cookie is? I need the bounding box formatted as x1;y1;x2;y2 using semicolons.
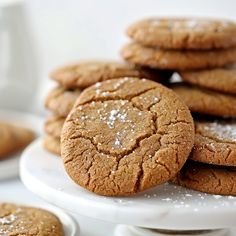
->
171;83;236;117
0;123;35;159
45;87;81;117
121;42;236;70
0;203;63;235
45;116;65;138
61;77;194;196
127;17;236;49
180;65;236;94
172;161;236;195
190;120;236;166
43;136;61;156
50;61;172;89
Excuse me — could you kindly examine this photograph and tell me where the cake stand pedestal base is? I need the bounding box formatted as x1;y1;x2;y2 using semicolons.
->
114;226;229;236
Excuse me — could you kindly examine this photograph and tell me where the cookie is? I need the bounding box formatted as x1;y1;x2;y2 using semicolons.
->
45;87;81;117
180;65;236;94
0;203;63;236
190;120;236;166
0;123;35;159
45;116;65;138
61;77;194;196
172;161;236;195
121;42;236;70
43;136;61;156
171;83;236;117
51;61;172;89
127;17;236;49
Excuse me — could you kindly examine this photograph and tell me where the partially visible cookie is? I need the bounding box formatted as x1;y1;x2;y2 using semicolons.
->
190;120;236;166
45;116;65;138
172;161;236;195
0;203;63;236
127;18;236;49
180;65;236;94
45;87;81;117
171;83;236;117
51;61;172;89
61;77;194;196
43;136;61;156
121;42;236;70
0;123;35;159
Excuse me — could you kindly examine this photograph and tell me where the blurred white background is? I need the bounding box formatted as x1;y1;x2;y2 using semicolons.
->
1;0;236;113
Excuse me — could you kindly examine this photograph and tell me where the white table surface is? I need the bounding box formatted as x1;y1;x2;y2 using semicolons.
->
0;178;116;236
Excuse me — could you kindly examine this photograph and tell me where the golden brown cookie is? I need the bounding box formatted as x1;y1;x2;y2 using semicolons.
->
45;116;65;138
171;83;236;117
51;61;172;89
180;65;236;94
45;87;81;117
61;77;194;196
0;123;35;159
172;161;236;195
43;136;61;156
0;203;63;236
121;42;236;70
190;120;236;166
127;17;236;49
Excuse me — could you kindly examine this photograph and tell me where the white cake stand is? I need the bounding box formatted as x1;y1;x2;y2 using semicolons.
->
0;109;43;180
20;139;236;236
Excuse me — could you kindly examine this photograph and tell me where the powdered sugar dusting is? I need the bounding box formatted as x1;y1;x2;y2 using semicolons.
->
204;122;236;142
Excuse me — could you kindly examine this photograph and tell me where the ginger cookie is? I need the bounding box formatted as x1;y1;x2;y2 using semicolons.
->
121;42;236;70
45;116;65;138
61;77;194;196
51;61;172;89
45;87;81;117
172;161;236;195
190;120;236;166
43;136;61;156
0;203;63;236
0;123;35;159
171;83;236;117
180;65;236;94
127;17;236;49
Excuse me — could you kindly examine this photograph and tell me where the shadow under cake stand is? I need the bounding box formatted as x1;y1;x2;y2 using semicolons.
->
20;139;236;236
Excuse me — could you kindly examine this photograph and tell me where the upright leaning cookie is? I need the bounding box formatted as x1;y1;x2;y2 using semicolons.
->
61;77;194;196
51;61;172;89
191;120;236;166
0;203;63;235
171;83;236;117
127;18;236;49
180;65;236;94
172;161;236;196
121;42;236;70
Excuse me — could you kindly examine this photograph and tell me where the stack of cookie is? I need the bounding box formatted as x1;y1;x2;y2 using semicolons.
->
44;61;171;155
121;17;236;195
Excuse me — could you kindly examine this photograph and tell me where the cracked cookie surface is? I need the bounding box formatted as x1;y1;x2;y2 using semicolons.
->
121;42;236;70
45;87;81;117
190;120;236;166
172;161;236;195
127;18;236;49
0;123;35;159
171;83;236;117
61;77;194;196
0;203;63;236
180;65;236;94
50;61;172;89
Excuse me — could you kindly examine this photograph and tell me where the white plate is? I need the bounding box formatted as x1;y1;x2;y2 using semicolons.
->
0;109;43;180
20;139;236;230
